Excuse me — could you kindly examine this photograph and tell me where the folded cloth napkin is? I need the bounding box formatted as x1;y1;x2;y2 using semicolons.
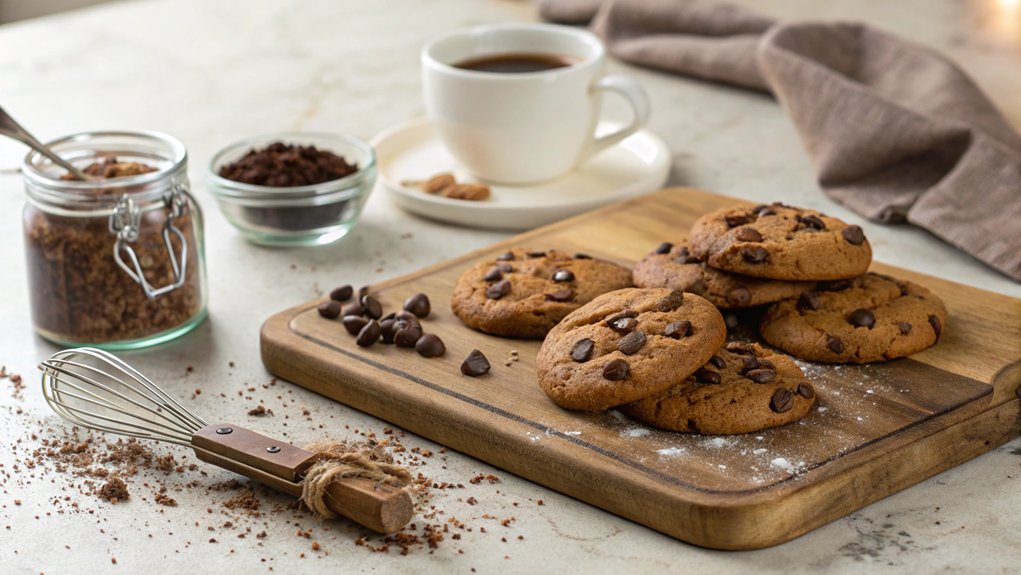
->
539;0;1021;281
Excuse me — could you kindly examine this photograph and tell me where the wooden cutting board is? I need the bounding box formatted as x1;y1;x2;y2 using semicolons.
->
261;188;1021;550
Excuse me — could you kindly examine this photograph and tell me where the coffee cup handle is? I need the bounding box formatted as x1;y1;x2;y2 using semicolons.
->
582;75;651;161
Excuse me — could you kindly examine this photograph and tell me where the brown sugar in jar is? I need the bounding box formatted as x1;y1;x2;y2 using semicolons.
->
21;131;207;349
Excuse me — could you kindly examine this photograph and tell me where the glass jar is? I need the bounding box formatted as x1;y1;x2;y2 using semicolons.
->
21;131;208;349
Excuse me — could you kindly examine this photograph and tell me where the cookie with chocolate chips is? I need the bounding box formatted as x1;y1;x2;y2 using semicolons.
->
689;203;872;280
759;272;947;363
632;239;816;308
451;248;633;338
620;342;816;434
536;288;727;411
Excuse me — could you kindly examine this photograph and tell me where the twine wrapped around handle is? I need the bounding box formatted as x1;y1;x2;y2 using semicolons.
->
301;441;413;521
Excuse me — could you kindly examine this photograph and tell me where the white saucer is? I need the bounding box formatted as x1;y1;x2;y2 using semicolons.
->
371;118;671;231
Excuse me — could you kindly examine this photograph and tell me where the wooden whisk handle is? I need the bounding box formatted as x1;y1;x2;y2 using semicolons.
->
191;423;413;534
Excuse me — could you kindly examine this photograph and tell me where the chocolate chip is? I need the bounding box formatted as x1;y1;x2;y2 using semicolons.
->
734;227;763;242
741;246;768;263
674;254;700;264
608;315;638;334
342;315;369;335
571;338;594;362
847;308;875;329
544;289;575;302
415;333;446;358
526;250;546;258
341;301;364;317
460;349;491;376
724;312;740;330
382;311;396;322
740;356;761;374
317;301;341;319
928;315;942;340
498;263;514;273
819;279;852;292
361;295;383;319
725;213;754;227
654;242;673;255
395;311;421;326
842;225;866;245
708;355;726;369
756;206;777;217
329;285;353;302
796;383;815;399
694;368;721;385
826;335;845;355
618;331;646;355
799;214;826;230
574;253;592;259
726;341;755;355
486;279;511;300
379;318;398;344
394;324;423;348
552;269;575;282
746;369;776;384
770;388;794;413
483;268;503;282
496;251;515;261
602;359;629;380
896;321;913;335
403;293;431;318
797;291;821;311
355;320;381;347
655;289;684;311
664;320;691;339
357;285;370;301
727;286;752;307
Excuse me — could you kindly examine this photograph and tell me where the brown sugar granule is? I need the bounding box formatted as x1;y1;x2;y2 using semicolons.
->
97;477;130;504
63;158;158;180
218;142;358;187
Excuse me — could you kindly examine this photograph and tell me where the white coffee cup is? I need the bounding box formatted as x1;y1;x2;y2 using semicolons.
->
421;23;650;184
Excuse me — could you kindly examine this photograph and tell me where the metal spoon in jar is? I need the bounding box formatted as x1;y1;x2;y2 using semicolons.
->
0;105;93;181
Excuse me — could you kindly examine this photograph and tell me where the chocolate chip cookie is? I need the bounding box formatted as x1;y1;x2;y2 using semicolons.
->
689;203;872;280
451;248;633;338
759;272;947;363
620;342;816;435
632;239;816;308
536;288;727;411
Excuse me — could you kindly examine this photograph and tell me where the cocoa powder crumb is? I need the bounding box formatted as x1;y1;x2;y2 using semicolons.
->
98;477;130;504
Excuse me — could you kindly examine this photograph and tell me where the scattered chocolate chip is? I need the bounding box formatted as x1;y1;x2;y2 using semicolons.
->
355;320;381;347
842;225;866;245
797;291;821;311
928;315;942;340
746;369;776;384
526;250;546;258
727;286;752;307
342;315;369;335
379;318;398;344
415;334;446;358
317;301;341;319
655;289;684;311
341;301;364;317
571;338;594;362
394;324;423;348
725;341;755;355
602;359;629;380
847;308;876;329
403;293;431;318
544;289;575;302
799;214;826;230
496;251;515;261
819;279;852;292
357;285;370;301
361;295;383;319
664;320;691;339
708;355;726;369
382;311;396;321
694;368;721;385
574;253;592;259
826;335;845;355
486;279;511;300
617;331;646;355
734;227;763;242
608;315;638;334
552;269;575;282
725;213;754;227
896;321;913;335
653;242;673;255
770;388;794;413
329;285;353;302
460;349;491;376
796;383;815;399
483;268;503;282
395;311;421;326
741;246;768;263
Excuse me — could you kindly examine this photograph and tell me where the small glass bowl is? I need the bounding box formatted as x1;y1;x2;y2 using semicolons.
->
207;132;376;246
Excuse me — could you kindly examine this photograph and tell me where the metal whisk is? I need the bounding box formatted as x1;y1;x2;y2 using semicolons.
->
40;347;412;534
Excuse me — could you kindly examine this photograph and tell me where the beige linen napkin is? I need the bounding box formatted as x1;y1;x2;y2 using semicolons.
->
539;0;1021;281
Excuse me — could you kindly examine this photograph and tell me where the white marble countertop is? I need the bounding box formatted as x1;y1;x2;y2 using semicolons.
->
1;0;1019;573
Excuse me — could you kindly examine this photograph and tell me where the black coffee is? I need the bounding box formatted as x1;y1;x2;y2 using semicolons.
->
453;53;577;74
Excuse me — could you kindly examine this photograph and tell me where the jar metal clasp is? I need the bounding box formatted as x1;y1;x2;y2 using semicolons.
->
110;182;189;300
